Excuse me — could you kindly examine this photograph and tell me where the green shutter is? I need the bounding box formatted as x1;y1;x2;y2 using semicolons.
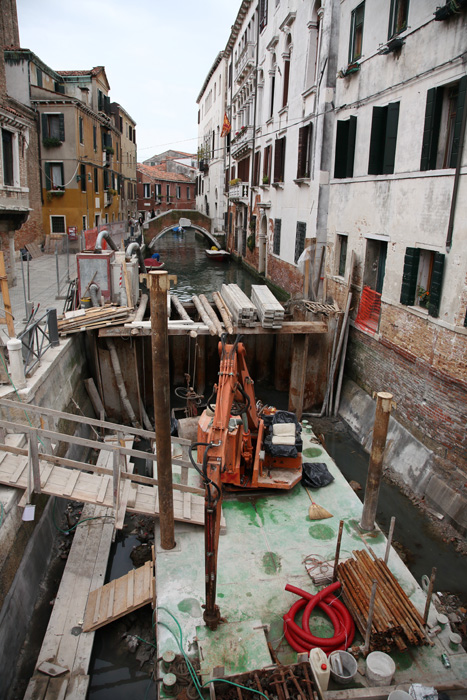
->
294;221;306;264
44;162;51;190
449;75;467;169
297;126;306;178
41;113;48;138
346;116;357;177
368;107;386;174
428;252;445;318
420;88;442;170
59;114;65;142
382;102;399;174
400;247;420;305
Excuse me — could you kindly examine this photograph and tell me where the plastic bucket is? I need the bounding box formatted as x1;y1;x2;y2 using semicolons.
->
388;692;412;700
329;650;357;684
365;651;395;686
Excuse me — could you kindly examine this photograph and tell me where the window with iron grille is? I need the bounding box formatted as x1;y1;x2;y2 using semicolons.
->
295;222;306;264
51;215;66;234
273;218;281;255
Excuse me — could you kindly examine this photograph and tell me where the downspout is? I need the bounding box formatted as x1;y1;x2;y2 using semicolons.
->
445;93;467;252
126;241;147;273
94;228;118;251
89;283;100;307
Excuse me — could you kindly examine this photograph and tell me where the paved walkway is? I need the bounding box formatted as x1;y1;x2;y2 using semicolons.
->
1;251;77;339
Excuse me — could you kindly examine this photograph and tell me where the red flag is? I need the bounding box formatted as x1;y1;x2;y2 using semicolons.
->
220;112;231;137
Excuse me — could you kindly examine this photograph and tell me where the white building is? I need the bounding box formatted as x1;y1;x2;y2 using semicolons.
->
196;52;228;234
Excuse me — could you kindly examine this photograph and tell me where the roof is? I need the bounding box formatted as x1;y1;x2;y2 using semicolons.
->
137;164;195;183
56;66;105;77
196;51;225;104
225;1;252;55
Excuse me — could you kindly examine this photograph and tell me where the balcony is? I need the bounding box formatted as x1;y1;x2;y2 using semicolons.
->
235;42;256;83
229;182;249;202
231;126;254;160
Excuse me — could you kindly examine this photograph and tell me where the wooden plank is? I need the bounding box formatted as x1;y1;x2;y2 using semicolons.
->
62;469;81;497
64;674;90;700
96;475;110;503
84;378;106;421
9;456;28;484
45;675;68;700
183;492;192;520
23;675;49;700
98;320;329;337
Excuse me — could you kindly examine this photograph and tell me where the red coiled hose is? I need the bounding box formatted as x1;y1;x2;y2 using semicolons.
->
283;581;355;654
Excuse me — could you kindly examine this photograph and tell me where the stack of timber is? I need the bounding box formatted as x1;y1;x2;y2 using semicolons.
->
58;305;133;335
338;549;428;653
251;285;284;329
221;283;258;326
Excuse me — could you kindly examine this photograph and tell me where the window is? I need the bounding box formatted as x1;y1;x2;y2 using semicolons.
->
294;222;306;264
186;187;190;199
45;162;64;190
368;103;399;175
263;145;272;183
260;0;268;31
93;125;97;152
176;186;181;199
349;2;365;63
273;136;286;183
82;215;87;231
273;219;281;255
363;239;387;295
282;56;290;108
336;235;348;277
297;124;313;179
103;169;109;190
155;184;161;199
400;247;445;317
166;184;170;202
42;113;65;142
269;69;276;118
420;77;466;171
94;167;99;193
1;129;14;186
334;117;357;178
143;183;151;198
50;215;66;234
253;150;261;186
79;116;84;144
388;0;409;39
36;67;43;88
80;164;86;192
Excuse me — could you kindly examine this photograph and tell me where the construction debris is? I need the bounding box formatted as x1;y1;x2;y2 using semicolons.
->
221;283;258;326
57;305;133;335
338;549;428;653
251;284;284;329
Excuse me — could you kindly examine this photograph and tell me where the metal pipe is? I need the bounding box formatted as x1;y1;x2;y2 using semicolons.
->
94;228;118;251
126;241;147;273
445;82;467;252
149;271;175;550
89;283;100;307
360;392;393;531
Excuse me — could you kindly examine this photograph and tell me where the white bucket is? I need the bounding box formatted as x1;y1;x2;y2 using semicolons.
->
329;650;358;684
309;647;330;692
388;692;412;700
365;651;395;686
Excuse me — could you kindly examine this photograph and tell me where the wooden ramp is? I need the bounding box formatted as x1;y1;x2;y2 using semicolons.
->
83;557;155;632
0;451;220;529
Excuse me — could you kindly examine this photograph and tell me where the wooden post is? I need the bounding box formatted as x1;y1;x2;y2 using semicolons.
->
29;428;41;494
149;271;175;550
360;392;393;531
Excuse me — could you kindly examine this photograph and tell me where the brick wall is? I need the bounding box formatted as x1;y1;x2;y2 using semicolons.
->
16;121;44;249
346;324;467;485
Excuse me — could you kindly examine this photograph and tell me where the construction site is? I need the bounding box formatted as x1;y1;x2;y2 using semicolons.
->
0;232;466;700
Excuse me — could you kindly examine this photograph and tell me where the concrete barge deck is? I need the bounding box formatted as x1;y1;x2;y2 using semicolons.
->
155;429;467;698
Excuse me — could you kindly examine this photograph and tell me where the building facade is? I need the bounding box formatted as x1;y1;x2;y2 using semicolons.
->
196;52;228;233
137;163;196;218
111;102;138;220
327;0;467;517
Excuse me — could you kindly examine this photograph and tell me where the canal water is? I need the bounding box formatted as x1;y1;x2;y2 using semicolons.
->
154;227;258;302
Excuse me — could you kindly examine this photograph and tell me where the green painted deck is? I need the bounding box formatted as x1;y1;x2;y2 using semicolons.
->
155;430;467;696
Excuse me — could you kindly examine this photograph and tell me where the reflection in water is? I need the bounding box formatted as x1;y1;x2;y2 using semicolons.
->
153;228;258;301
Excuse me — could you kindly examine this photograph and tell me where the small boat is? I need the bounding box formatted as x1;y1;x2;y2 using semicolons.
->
144;258;165;269
205;248;230;261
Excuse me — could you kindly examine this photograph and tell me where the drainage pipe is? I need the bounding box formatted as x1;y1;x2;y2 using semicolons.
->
94;229;118;252
126;241;147;273
360;391;393;531
89;283;100;308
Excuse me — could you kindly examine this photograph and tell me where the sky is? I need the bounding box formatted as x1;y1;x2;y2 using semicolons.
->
16;0;237;160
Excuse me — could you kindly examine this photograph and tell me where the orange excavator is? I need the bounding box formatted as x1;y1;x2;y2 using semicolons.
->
193;336;302;629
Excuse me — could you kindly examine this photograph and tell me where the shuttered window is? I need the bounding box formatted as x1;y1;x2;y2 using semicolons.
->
368;103;399;175
80;164;86;192
94;167;99;193
273;219;281;256
259;0;268;31
349;2;365;63
295;222;306;264
79;117;84;144
399;247;445;317
420;77;467;170
388;0;409;39
297;124;312;179
1;129;14;186
334;117;357;178
253;150;261;186
42;113;65;142
273;137;286;183
282;58;290;108
45;162;64;190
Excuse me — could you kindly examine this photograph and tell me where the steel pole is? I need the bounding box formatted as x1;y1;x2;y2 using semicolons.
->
149;270;175;550
360;391;393;531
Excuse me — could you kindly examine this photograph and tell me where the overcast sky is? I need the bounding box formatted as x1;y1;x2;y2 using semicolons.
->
16;0;236;159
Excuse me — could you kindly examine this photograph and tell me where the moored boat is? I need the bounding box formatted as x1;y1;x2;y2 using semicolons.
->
144;258;165;269
205;248;230;261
